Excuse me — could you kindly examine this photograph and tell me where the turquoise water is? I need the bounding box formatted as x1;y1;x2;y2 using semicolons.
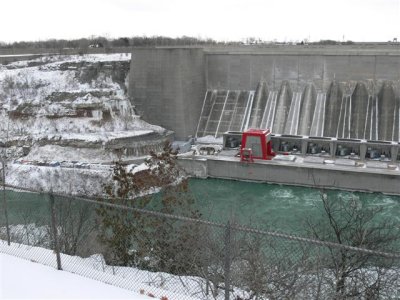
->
2;179;400;235
188;178;400;234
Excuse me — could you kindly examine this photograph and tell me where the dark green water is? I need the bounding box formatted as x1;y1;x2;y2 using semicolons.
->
188;178;400;233
2;179;400;235
1;191;50;225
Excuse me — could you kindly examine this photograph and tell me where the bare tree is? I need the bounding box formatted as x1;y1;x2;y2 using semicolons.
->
53;195;96;256
306;191;400;299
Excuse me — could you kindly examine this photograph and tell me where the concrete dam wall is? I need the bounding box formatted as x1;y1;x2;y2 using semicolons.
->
129;46;400;140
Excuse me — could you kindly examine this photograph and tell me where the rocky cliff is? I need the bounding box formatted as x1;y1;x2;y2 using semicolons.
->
0;53;168;160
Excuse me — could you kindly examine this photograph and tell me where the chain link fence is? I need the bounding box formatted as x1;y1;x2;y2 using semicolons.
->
1;184;400;299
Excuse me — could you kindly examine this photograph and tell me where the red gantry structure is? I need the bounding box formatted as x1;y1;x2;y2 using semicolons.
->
240;129;275;162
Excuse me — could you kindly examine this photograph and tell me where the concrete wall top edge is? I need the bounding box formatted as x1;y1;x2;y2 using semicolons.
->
204;52;400;56
131;45;400;56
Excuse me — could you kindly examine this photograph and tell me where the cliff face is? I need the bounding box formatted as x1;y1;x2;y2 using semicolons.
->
0;53;166;159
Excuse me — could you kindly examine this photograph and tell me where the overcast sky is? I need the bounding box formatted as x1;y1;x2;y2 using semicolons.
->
1;0;399;43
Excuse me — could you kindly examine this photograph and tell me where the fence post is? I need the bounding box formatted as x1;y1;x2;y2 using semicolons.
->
49;192;62;270
224;221;232;300
1;158;10;245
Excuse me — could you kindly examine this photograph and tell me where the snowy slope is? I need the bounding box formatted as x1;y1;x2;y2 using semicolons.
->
0;53;165;155
0;253;152;299
0;241;206;300
0;53;171;192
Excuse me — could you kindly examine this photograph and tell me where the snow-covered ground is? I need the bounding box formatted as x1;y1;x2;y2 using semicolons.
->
0;241;209;300
2;53;131;68
0;253;151;299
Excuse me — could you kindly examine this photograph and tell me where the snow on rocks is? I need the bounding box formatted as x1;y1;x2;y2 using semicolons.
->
0;52;163;143
0;52;169;192
6;163;112;196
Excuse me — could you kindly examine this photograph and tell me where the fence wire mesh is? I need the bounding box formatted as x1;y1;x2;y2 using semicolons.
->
1;186;400;300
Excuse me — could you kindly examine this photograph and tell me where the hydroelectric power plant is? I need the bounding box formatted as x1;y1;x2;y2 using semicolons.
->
129;45;400;194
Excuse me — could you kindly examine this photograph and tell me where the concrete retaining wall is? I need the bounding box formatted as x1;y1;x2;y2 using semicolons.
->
178;156;400;195
130;48;205;140
206;53;400;91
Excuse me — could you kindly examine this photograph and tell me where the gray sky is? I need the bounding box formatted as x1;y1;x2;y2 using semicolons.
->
1;0;399;43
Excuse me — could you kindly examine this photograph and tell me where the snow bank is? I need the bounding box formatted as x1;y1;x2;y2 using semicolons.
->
3;53;131;69
0;241;203;300
0;252;150;299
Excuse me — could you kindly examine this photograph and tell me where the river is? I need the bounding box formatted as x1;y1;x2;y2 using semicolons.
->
188;178;400;233
2;178;400;235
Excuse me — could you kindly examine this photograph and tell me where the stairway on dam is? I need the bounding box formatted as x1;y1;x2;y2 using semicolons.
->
196;80;399;142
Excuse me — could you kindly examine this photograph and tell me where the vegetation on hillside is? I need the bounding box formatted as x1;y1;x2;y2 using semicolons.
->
96;141;203;274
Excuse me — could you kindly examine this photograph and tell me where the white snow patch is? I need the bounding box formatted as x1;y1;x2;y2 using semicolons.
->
0;252;151;299
0;241;205;300
23;145;118;163
196;135;223;144
53;130;154;143
3;53;131;68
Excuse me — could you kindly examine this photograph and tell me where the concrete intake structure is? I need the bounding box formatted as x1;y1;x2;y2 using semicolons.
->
129;46;400;141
